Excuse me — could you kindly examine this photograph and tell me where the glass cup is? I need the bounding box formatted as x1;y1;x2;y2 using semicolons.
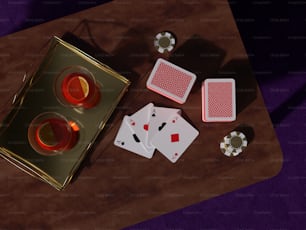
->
28;112;79;156
55;66;100;109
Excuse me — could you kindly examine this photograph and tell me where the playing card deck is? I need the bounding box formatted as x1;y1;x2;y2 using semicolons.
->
202;78;236;122
114;103;199;163
146;58;197;104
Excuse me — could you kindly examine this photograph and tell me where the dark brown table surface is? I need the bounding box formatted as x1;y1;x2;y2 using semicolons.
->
0;0;283;229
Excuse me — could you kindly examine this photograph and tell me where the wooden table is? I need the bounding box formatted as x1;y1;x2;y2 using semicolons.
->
0;0;283;229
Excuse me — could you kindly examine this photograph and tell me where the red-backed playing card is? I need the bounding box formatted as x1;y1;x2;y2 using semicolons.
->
146;58;196;104
202;78;236;122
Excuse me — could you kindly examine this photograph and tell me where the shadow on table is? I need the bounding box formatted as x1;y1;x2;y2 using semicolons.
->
112;27;154;69
234;124;255;144
62;31;139;83
169;34;257;114
219;59;258;114
169;34;226;92
68;18;154;70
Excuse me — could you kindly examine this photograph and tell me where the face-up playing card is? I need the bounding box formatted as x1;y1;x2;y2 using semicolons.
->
151;114;199;163
202;78;236;122
147;106;181;148
114;116;154;159
146;58;197;104
126;103;154;150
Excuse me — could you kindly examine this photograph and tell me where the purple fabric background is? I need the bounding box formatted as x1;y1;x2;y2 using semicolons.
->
1;1;305;229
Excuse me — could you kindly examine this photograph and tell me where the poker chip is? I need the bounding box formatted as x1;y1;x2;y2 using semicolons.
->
154;31;176;53
220;131;248;157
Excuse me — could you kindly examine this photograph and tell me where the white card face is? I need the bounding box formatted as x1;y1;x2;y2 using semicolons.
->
114;116;154;159
126;103;154;150
147;106;181;148
151;114;199;163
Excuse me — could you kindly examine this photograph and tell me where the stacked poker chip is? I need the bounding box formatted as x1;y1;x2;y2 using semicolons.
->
220;131;248;157
154;31;176;53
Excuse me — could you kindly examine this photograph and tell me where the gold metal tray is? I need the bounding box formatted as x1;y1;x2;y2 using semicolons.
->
0;37;130;190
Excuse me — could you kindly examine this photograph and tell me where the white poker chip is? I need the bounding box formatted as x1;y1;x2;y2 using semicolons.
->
154;31;176;53
220;131;248;157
